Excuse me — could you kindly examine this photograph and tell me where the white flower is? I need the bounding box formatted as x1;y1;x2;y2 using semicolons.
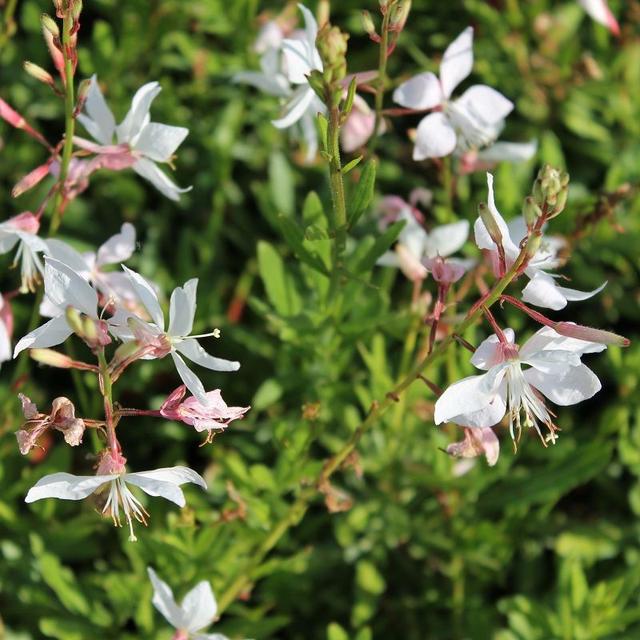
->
0;293;13;368
377;207;470;282
13;257;109;356
147;567;228;640
0;212;48;293
393;27;515;160
44;223;139;313
25;465;206;542
77;75;191;201
578;0;620;35
434;326;605;442
474;173;607;310
110;266;240;405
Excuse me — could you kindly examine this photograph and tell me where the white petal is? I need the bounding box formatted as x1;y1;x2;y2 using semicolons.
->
181;581;217;633
272;85;316;129
175;338;241;372
282;39;313;84
557;281;607;302
0;318;11;364
171;351;208;404
298;3;322;71
46;239;92;276
96;271;139;304
521;271;568;310
25;472;113;503
44;257;98;317
13;315;73;356
477;140;537;164
147;567;186;629
397;209;427;259
523;364;601;406
578;0;619;32
440;27;474;98
435;373;499;424
116;82;161;143
79;75;116;145
376;251;400;268
96;223;136;267
473;173;518;256
121;265;165;329
521;349;580;375
168;279;198;337
134;123;189;163
519;325;606;359
457;85;513;125
392;72;443;110
423;220;469;258
470;329;515;370
233;70;290;97
126;466;207;507
413;112;457;160
132;158;192;201
194;635;229;640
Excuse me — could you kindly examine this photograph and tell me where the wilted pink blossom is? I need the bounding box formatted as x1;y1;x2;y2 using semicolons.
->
423;256;468;285
341;95;386;152
446;427;500;470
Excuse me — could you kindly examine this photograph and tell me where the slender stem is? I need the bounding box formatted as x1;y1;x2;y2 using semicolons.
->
216;234;535;615
0;0;18;49
370;4;393;152
49;8;76;235
97;349;117;451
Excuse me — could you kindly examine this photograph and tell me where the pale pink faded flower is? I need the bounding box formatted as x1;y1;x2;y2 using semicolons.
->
434;327;605;443
147;567;228;640
0;293;13;368
446;427;500;469
160;385;250;439
341;95;386;152
0;212;48;293
578;0;620;35
16;394;85;454
25;449;206;542
423;255;468;285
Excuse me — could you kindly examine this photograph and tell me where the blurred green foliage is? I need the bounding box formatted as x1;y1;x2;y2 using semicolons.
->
1;0;639;638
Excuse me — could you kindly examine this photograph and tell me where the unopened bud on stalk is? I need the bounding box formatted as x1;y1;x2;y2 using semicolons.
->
23;62;55;87
65;307;112;350
30;348;73;368
389;0;411;31
317;23;349;86
533;164;570;216
72;0;82;20
477;202;504;250
524;232;542;260
65;307;84;336
553;322;630;347
522;196;542;228
307;69;326;102
41;13;59;38
362;10;376;36
52;0;64;19
75;78;91;115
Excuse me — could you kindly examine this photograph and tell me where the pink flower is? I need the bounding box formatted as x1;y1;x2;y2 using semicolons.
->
160;385;250;440
446;427;500;470
341;95;385;152
0;293;13;368
423;255;468;285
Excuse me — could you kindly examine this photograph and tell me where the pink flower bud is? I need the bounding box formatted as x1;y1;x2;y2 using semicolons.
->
553;322;630;347
423;256;466;285
12;161;52;198
23;61;55;87
96;449;127;476
0;99;50;148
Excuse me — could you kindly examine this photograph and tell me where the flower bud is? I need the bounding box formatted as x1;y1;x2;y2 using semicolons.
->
477;202;504;251
74;78;91;115
65;306;84;335
389;0;411;31
30;348;74;368
362;10;376;36
524;232;542;261
41;13;60;38
23;62;55;87
317;23;349;86
72;0;82;21
82;316;112;349
553;322;630;347
522;196;542;228
533;164;570;217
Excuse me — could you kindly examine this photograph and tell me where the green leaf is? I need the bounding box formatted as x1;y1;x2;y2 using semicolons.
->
348;159;377;228
327;622;349;640
278;215;330;274
253;378;283;412
342;155;363;174
269;152;295;215
37;552;90;616
356;559;386;595
354;220;405;274
256;241;302;316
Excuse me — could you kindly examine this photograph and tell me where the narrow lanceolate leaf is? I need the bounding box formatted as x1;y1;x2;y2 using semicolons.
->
278;215;329;275
342;155;363;174
354;220;405;274
256;241;302;316
348;159;377;229
317;112;329;154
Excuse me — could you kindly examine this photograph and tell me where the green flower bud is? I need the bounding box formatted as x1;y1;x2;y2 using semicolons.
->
317;23;349;85
522;196;542;228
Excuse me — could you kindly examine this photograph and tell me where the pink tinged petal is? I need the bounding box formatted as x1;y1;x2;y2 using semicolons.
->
553;322;625;348
0;318;11;364
424;257;468;284
44;257;98;317
477;140;537;164
13;315;73;356
423;220;469;258
578;0;620;35
78;75;116;144
395;245;428;281
125;466;207;507
341;108;376;153
470;329;516;370
121;265;165;329
456;85;513;125
25;472;113;503
168;279;198;337
175;338;241;373
171;350;208;404
96;222;136;266
272;85;316;129
478;427;500;466
523;363;601;406
133;123;189;163
116;82;161;143
147;567;186;630
413;112;457;160
434;373;500;424
181;581;217;633
160;385;188;415
132;157;192;202
12;162;52;198
392;72;443;110
440;26;474;99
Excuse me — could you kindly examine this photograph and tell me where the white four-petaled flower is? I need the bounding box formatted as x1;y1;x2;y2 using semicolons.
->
474;173;607;310
578;0;619;35
393;27;531;162
147;567;228;640
434;326;605;442
110;267;240;405
76;75;191;201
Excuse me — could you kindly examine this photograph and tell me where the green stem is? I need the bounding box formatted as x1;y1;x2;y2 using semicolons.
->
97;349;117;451
0;0;18;49
370;3;393;153
216;235;536;615
49;8;76;235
